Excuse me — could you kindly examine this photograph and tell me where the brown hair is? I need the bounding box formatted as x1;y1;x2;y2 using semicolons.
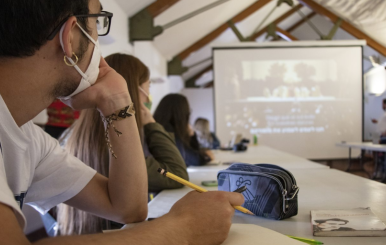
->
57;54;150;235
153;94;191;148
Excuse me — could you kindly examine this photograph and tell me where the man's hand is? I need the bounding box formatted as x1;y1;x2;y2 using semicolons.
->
62;57;131;115
166;191;244;245
140;103;156;125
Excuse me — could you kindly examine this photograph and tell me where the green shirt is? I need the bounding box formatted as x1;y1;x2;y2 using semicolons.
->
144;123;189;192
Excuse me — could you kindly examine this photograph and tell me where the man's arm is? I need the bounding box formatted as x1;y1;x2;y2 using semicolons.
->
1;191;244;245
62;58;148;224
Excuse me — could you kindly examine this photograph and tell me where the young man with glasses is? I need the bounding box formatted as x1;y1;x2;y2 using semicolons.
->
0;1;244;244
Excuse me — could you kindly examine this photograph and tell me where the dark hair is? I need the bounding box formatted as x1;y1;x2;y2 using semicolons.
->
154;94;191;147
314;218;349;225
0;0;89;57
383;99;386;104
105;53;150;138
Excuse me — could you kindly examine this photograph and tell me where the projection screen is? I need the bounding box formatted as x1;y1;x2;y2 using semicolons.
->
213;41;363;159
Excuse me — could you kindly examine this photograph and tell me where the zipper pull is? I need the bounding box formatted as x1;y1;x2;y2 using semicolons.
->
282;190;289;213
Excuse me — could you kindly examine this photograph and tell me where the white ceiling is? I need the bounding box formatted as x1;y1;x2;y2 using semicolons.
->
114;0;386;81
154;0;258;59
115;0;156;18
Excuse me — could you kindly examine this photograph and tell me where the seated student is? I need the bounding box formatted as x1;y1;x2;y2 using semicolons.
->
154;94;214;166
57;53;189;235
0;1;243;245
194;118;220;149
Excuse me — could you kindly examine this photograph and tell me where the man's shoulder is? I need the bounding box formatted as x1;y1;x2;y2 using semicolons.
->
23;121;54;144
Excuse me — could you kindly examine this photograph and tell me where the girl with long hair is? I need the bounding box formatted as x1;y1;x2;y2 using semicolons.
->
57;54;188;235
153;94;213;166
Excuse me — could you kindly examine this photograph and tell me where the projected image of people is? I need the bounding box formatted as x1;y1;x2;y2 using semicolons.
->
214;47;362;159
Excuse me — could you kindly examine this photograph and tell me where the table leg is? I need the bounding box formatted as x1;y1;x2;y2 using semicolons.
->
371;153;379;180
345;148;352;172
360;150;371;178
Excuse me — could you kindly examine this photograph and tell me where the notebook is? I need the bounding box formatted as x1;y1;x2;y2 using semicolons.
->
311;207;386;237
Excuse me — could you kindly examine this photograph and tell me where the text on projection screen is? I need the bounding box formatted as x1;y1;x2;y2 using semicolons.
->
214;46;362;159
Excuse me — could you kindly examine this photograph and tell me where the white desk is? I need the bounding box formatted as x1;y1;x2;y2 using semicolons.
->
189;145;328;172
336;142;386;181
336;142;386;152
148;168;386;245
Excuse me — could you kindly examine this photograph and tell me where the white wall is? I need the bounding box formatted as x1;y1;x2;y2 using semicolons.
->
99;0;133;56
133;41;183;112
182;88;215;132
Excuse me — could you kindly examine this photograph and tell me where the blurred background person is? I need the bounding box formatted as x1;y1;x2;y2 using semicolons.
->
194;117;220;149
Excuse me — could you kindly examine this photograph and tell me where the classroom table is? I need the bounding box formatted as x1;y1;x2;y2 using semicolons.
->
189;145;329;173
148;168;386;245
336;142;386;181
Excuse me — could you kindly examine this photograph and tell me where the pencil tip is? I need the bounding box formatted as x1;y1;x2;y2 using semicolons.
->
247;211;254;215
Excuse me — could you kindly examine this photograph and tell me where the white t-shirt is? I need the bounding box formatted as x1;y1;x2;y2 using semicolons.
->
0;95;96;229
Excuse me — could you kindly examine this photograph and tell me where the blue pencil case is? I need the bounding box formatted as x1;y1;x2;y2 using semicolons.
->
217;163;299;220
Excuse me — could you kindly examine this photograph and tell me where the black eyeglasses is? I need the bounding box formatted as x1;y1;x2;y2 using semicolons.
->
47;11;113;40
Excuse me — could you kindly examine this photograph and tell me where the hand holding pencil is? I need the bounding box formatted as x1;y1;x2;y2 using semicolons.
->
155;169;246;245
158;168;253;215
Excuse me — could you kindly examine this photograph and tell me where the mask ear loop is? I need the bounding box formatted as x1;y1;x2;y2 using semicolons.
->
59;23;80;67
139;86;149;97
139;86;152;102
59;22;88;80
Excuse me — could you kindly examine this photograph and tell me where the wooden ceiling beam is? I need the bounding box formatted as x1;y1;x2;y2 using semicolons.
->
147;0;180;18
249;4;302;41
188;64;213;81
286;11;316;32
176;0;273;60
185;64;213;87
276;27;299;41
298;0;386;57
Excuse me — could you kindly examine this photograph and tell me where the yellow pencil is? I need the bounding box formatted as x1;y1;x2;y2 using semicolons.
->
157;168;254;215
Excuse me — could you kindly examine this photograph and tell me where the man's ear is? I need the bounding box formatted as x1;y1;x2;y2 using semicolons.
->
61;17;78;57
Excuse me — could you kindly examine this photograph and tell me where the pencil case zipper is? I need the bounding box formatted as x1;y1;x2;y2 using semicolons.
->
256;164;298;189
253;164;298;193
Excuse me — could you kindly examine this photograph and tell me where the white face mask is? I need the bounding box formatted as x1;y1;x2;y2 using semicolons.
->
58;23;101;100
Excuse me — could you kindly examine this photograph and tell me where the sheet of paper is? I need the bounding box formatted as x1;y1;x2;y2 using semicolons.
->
223;224;305;245
106;223;307;245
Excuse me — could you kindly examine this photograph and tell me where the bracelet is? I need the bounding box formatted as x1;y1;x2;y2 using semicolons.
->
101;102;135;159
